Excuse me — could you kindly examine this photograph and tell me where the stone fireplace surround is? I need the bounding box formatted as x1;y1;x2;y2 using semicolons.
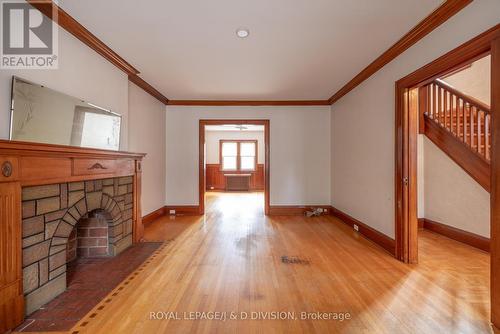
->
22;177;134;315
0;140;145;333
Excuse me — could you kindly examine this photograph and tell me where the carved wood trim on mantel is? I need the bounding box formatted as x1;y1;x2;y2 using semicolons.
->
0;140;145;333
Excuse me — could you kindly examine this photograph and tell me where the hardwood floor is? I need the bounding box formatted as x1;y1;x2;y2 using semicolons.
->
64;192;490;333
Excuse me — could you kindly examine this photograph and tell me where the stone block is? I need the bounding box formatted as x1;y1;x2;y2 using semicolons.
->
39;258;48;285
94;179;103;191
45;220;59;240
23;240;50;267
22;184;59;201
127;184;133;193
49;264;66;280
118;184;128;195
85;180;95;192
49;250;66;271
36;197;60;215
119;176;133;185
22;233;44;248
51;237;67;246
87;192;102;212
22;216;44;238
60;184;68;209
111;234;132;256
68;190;84;207
103;178;114;186
49;244;66;255
68;181;84;191
44;209;66;223
54;221;74;238
62;212;77;226
122;208;133;220
124;193;133;205
25;273;66;316
22;201;36;218
123;219;133;235
75;198;87;216
23;262;39;294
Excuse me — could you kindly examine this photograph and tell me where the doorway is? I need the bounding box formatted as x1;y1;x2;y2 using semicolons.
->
199;120;270;215
395;26;500;327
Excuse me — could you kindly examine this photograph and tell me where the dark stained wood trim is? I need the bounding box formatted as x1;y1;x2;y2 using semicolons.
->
27;0;139;75
395;25;500;264
424;115;490;191
490;36;500;329
331;206;395;256
0;139;145;159
268;206;331;216
328;0;473;104
421;218;489;252
199;120;270;215
164;206;202;216
129;74;169;104
142;207;167;225
167;100;330;106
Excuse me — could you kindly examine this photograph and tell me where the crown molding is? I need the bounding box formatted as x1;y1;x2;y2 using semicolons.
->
167;100;330;106
327;0;473;105
129;75;169;104
27;0;472;107
27;0;139;75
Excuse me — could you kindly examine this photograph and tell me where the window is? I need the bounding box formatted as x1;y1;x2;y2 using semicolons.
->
220;140;257;171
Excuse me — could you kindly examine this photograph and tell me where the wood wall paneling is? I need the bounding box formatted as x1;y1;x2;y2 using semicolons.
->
206;164;264;191
0;182;23;333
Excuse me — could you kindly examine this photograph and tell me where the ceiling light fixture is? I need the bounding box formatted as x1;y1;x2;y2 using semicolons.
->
236;28;249;38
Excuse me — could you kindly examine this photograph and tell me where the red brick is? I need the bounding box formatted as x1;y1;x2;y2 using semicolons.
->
89;228;107;237
88;247;108;257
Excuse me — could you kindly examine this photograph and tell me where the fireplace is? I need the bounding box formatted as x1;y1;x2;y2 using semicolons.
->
0;140;145;333
21;177;135;315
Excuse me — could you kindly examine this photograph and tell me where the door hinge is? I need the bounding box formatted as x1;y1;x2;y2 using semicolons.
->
403;177;409;186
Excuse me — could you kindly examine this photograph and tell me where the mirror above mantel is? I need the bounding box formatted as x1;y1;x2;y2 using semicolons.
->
9;76;121;151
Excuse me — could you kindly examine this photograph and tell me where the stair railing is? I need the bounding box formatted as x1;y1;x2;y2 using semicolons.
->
421;79;491;161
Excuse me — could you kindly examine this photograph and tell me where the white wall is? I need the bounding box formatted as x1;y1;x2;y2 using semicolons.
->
442;55;490;105
166;106;331;206
0;29;129;149
128;82;166;215
331;0;500;238
205;130;264;164
421;137;490;237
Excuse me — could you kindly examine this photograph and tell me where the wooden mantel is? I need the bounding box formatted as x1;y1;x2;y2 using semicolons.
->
0;140;145;333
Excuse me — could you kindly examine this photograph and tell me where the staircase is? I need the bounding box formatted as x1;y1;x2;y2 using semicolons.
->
419;79;491;191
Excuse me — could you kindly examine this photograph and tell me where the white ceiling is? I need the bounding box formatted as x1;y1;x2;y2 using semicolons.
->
206;125;264;132
60;0;443;100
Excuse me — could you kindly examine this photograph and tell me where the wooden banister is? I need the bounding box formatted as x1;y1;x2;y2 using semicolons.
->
434;79;491;113
421;79;491;164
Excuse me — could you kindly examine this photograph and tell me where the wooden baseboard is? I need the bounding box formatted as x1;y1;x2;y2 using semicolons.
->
164;206;202;216
142;207;166;225
268;205;331;216
330;206;395;255
420;218;489;252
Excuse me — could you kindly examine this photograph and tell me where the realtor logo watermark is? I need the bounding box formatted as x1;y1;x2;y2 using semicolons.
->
1;0;58;69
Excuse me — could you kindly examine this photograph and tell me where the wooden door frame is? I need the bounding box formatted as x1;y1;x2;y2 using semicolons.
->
199;119;270;215
395;24;500;326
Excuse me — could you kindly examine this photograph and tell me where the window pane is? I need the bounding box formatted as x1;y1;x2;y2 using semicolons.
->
241;156;255;170
222;156;237;170
240;142;256;156
222;142;237;156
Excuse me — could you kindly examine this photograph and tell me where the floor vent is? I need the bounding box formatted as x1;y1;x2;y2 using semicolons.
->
281;256;310;265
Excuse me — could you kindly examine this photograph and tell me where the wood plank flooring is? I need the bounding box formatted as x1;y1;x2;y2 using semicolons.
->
60;192;490;333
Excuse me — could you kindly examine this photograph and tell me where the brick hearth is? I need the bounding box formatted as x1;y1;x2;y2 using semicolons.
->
21;177;134;315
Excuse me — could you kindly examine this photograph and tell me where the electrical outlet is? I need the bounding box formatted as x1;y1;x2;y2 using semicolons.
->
169;209;176;215
353;224;359;232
